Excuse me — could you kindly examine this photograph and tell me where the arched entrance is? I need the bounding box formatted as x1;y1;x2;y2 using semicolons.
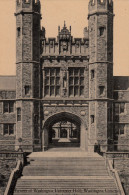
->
42;112;88;151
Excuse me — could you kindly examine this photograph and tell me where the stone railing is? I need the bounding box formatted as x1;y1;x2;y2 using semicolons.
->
0;151;25;164
105;152;129;159
4;160;23;195
106;159;125;195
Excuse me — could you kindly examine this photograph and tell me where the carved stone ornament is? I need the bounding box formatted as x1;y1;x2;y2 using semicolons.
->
44;111;49;116
119;91;124;99
62;71;67;79
76;41;80;48
50;41;53;48
18;138;22;143
61;41;68;51
80;111;86;116
63;88;67;96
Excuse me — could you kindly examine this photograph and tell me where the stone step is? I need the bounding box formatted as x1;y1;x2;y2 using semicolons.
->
16;179;116;186
29;161;106;166
23;165;107;169
23;170;108;174
14;193;118;195
13;154;119;195
24;165;107;170
22;171;109;176
14;187;119;195
28;157;104;161
15;185;117;189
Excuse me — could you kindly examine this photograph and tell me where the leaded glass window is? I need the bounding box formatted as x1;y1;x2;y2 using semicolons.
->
69;68;84;97
44;68;60;97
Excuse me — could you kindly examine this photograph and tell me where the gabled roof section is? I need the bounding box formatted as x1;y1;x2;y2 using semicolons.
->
0;76;16;90
114;76;129;90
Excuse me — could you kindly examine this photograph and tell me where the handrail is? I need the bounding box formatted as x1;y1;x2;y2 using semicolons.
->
106;159;125;195
4;160;23;195
114;169;125;195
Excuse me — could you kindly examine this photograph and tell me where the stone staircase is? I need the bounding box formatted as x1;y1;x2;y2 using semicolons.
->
13;152;120;195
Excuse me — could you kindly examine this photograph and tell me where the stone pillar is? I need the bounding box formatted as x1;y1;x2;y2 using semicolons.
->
42;127;48;151
80;124;88;151
67;129;70;139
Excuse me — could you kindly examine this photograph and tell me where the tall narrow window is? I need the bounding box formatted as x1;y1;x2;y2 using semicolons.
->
44;68;60;97
4;102;9;113
120;103;125;113
119;124;125;135
99;86;105;96
17;27;20;37
25;86;30;95
17;108;21;122
69;68;84;97
4;124;8;135
91;115;95;124
91;70;95;79
99;27;105;36
10;102;14;113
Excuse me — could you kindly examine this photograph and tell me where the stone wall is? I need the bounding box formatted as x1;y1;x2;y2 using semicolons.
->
0;152;24;195
0;159;16;195
106;152;129;195
115;161;129;195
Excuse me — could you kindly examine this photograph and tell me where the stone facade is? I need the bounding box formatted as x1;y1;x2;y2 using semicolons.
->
0;0;129;152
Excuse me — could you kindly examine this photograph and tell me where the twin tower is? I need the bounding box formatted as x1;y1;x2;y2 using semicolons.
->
15;0;114;152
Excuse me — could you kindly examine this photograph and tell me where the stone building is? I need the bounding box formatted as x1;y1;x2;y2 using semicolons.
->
0;0;129;153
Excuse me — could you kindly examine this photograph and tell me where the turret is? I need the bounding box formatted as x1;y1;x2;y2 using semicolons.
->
84;27;89;39
15;0;41;152
16;0;40;13
88;0;114;152
88;0;113;15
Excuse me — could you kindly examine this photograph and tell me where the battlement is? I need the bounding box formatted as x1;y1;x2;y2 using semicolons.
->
88;0;113;14
16;0;40;14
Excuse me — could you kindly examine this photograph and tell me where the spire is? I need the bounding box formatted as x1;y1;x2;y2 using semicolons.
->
64;21;66;28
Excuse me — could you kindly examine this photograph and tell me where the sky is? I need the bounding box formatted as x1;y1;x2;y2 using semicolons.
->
0;0;129;76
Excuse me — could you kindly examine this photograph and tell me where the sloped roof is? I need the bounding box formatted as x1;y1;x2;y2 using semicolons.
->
114;76;129;90
0;76;16;90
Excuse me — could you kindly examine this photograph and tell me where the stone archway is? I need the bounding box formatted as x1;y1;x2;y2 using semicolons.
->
42;112;88;151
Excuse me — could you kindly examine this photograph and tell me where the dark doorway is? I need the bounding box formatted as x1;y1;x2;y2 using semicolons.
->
49;119;80;148
60;129;67;138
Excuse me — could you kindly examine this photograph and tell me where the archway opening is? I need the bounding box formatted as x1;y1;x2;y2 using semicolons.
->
43;112;81;149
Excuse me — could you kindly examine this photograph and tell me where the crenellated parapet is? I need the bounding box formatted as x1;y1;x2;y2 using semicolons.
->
16;0;41;15
88;0;113;16
40;24;89;57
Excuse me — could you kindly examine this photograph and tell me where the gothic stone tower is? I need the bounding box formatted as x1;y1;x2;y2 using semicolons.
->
88;0;114;151
14;0;114;152
15;0;41;151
